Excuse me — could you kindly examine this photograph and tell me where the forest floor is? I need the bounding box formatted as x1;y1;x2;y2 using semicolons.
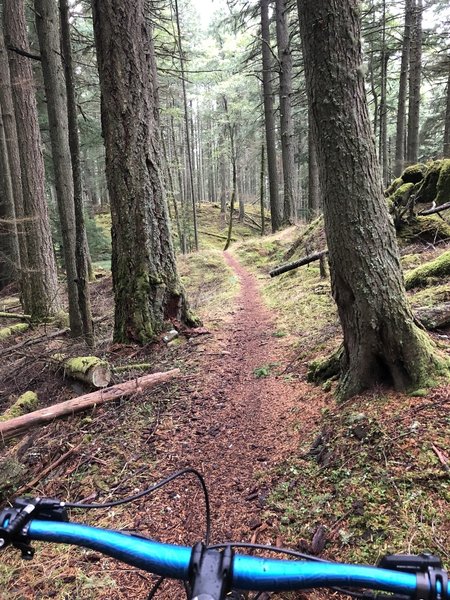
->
0;206;450;599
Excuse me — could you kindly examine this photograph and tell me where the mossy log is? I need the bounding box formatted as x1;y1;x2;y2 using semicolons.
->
0;323;29;340
0;392;38;422
0;312;31;320
405;250;450;290
0;369;180;441
415;303;450;330
53;355;111;388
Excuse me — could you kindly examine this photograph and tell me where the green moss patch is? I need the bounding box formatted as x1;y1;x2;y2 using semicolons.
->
398;216;450;245
0;391;38;421
401;163;427;183
405;250;450;289
435;159;450;206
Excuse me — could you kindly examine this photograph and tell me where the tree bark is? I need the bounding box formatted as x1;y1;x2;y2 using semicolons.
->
406;0;422;164
92;0;196;343
275;0;296;223
260;143;266;236
395;0;412;176
59;0;94;346
444;64;450;158
0;101;20;289
298;0;442;399
378;0;389;187
4;0;61;320
307;108;321;219
35;0;82;337
0;26;29;303
261;0;282;232
0;369;179;442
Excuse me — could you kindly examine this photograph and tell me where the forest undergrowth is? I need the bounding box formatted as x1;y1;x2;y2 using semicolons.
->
0;204;449;598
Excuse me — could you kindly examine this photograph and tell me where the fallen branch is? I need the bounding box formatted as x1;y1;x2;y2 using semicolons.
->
418;201;450;216
14;442;83;495
199;229;237;242
0;311;31;320
270;250;329;278
0;369;179;442
112;363;152;373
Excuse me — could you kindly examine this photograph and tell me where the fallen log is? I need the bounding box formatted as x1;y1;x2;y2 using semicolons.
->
0;311;31;320
52;355;111;388
0;369;179;442
415;302;450;330
199;230;237;242
0;323;29;340
270;250;329;278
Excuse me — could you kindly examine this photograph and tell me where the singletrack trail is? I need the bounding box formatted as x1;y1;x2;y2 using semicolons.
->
149;251;312;548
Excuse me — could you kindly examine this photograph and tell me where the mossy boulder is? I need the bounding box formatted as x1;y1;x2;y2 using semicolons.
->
390;182;415;207
401;163;427;184
435;159;450;206
416;160;443;204
405;250;450;290
398;215;450;245
385;177;403;197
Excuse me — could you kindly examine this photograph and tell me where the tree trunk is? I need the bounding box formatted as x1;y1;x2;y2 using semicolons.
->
4;0;61;320
223;96;236;251
394;0;412;176
261;0;282;232
307;108;321;219
444;64;450;158
35;0;82;337
92;0;196;343
275;0;296;224
0;102;20;289
174;0;198;250
260;143;266;236
59;0;94;346
378;0;389;187
0;26;29;303
406;0;422;164
299;0;442;399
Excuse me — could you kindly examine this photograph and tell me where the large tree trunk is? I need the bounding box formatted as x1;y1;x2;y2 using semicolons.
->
261;0;282;232
0;27;29;303
394;0;412;176
59;0;94;346
92;0;196;343
444;64;450;158
35;0;82;337
4;0;60;320
406;0;422;164
0;102;20;289
275;0;296;223
298;0;442;399
307;108;321;219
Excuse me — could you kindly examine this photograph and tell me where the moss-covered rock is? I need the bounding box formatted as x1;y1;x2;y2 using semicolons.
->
398;215;450;245
416;160;442;204
0;391;38;421
385;177;403;197
401;163;427;184
435;159;450;206
405;250;450;290
390;182;415;207
0;458;26;497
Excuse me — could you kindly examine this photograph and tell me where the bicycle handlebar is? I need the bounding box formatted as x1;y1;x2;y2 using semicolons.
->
25;519;448;596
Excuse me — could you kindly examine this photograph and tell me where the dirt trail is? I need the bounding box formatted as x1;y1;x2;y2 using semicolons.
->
151;251;307;545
